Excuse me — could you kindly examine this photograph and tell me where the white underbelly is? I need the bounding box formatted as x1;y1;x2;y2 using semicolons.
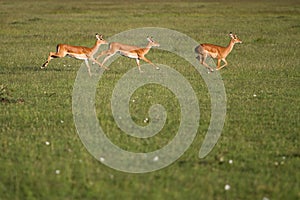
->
67;53;88;60
120;51;138;59
209;52;218;58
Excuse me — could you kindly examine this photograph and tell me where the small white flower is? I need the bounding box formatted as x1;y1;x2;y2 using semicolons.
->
224;184;231;190
55;169;60;175
60;120;64;124
144;118;149;123
253;94;257;97
219;156;224;163
100;157;105;162
132;99;136;103
45;141;50;146
229;159;233;164
109;174;114;179
153;156;159;162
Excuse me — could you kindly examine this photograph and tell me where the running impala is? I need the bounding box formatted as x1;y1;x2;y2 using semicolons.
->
195;32;242;72
41;33;108;76
96;36;160;72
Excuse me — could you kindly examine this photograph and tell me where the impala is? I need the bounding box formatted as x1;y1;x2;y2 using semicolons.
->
96;36;160;72
41;33;108;76
195;32;242;72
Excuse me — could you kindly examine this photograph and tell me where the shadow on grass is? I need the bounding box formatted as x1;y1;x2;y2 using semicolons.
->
0;66;78;74
0;84;24;104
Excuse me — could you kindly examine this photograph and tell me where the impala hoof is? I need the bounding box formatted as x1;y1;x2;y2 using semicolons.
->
102;65;110;70
208;69;214;74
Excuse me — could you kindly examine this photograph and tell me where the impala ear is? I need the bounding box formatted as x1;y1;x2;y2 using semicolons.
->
147;36;154;42
96;33;103;40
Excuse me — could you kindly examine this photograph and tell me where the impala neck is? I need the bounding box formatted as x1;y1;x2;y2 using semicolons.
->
144;42;154;53
91;40;102;54
95;40;102;49
225;39;236;55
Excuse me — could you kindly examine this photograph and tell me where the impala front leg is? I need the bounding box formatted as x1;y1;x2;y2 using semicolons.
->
100;53;115;69
90;57;110;70
140;56;160;70
96;49;109;61
216;59;221;70
84;59;92;76
135;58;143;72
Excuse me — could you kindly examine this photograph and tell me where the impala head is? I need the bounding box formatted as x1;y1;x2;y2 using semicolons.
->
96;33;108;45
147;36;160;47
229;32;242;44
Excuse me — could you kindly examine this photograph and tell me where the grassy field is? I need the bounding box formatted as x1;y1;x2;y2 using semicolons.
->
0;0;299;199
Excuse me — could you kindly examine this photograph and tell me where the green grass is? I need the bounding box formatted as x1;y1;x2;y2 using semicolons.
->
0;0;299;199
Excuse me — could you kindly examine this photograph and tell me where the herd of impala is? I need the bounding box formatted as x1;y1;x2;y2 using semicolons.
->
41;32;242;76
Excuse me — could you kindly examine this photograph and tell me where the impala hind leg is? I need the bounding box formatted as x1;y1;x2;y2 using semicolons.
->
197;53;214;73
41;52;59;69
195;46;214;73
41;46;66;69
